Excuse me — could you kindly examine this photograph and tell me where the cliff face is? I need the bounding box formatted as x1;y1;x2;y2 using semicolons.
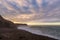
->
0;15;57;40
0;15;16;28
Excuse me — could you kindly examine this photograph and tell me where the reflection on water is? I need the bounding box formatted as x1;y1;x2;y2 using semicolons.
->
17;26;59;39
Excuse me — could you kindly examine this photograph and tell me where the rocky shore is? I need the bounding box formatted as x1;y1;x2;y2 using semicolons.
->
0;15;58;40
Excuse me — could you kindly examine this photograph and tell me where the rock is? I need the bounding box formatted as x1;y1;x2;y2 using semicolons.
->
0;15;58;40
15;23;28;27
0;15;16;29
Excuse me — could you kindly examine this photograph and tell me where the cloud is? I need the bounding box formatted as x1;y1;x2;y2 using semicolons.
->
0;0;60;22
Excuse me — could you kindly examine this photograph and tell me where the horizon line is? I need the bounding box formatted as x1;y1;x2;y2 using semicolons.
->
14;22;60;25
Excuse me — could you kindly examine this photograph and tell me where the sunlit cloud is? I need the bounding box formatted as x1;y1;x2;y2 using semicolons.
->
0;0;60;24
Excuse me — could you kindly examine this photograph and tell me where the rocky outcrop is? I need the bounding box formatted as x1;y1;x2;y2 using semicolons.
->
0;15;16;28
15;24;28;27
0;15;58;40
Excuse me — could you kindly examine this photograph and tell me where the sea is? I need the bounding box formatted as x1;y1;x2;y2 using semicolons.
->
17;25;60;40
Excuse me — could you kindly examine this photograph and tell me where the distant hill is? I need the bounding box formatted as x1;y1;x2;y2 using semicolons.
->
15;23;28;27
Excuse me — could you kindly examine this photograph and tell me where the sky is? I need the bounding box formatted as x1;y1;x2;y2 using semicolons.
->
0;0;60;25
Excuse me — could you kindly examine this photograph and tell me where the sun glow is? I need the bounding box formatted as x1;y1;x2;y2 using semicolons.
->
27;22;60;25
14;22;60;25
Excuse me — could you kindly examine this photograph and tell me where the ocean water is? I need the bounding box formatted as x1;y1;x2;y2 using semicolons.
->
17;26;60;40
